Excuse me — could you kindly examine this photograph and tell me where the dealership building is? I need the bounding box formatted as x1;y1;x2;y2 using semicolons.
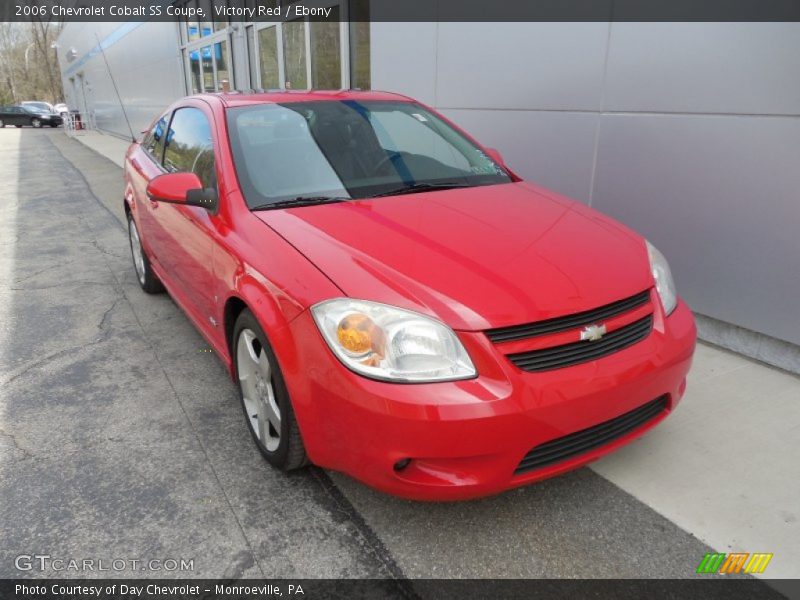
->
56;7;800;371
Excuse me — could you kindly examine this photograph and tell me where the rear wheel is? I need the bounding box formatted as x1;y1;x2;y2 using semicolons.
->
234;309;308;471
49;123;58;128
127;214;163;294
15;125;22;128
31;118;42;128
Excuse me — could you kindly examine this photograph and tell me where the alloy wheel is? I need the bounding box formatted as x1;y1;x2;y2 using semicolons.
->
128;218;146;285
237;328;281;452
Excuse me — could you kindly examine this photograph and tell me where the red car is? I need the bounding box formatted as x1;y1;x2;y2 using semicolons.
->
124;90;696;501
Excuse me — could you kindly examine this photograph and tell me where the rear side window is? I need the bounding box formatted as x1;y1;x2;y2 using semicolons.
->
143;115;169;164
162;107;216;188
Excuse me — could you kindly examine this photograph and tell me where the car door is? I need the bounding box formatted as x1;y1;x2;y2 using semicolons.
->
153;103;220;331
127;112;171;268
6;107;25;126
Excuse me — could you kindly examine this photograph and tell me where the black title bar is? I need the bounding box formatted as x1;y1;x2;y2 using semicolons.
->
2;0;800;23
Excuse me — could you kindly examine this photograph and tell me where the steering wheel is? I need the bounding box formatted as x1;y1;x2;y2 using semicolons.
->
374;151;403;173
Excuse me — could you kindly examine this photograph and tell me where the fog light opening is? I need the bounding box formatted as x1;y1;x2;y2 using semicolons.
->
393;458;412;472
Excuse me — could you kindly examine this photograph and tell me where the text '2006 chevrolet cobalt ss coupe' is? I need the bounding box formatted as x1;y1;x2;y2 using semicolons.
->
124;90;696;500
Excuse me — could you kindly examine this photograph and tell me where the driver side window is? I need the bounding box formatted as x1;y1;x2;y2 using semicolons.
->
162;107;216;189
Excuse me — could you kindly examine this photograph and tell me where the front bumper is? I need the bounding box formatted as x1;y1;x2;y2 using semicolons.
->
283;296;696;501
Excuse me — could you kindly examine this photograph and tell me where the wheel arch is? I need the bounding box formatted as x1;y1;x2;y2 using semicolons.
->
220;279;302;381
222;285;321;462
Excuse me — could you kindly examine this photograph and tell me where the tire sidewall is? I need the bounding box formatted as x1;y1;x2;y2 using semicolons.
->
233;310;293;467
126;212;163;293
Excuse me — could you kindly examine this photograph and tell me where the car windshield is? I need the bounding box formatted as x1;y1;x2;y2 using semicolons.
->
226;100;512;207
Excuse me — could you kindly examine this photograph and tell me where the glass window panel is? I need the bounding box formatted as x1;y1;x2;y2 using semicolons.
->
198;0;213;37
246;26;257;88
215;40;231;91
282;19;307;90
258;26;279;89
310;6;341;89
189;49;202;94
187;1;200;42
201;45;215;92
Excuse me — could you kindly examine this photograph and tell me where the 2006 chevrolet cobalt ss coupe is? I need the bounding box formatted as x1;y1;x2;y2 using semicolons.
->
124;90;696;500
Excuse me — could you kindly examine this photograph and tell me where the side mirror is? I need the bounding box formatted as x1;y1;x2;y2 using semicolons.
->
146;172;217;210
485;147;506;166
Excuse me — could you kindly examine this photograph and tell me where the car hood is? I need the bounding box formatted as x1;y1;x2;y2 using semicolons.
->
255;182;653;331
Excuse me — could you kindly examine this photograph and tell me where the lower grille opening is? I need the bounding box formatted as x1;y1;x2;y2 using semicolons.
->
515;395;669;475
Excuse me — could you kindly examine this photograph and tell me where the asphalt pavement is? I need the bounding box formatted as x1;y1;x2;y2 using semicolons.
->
0;129;792;596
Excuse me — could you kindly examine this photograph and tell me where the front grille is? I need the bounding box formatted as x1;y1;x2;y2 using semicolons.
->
486;290;650;343
515;395;668;475
507;314;652;373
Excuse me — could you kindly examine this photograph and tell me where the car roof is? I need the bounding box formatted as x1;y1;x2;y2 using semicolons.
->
193;89;416;108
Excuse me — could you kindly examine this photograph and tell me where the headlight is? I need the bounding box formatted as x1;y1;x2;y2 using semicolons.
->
646;241;678;315
311;299;476;382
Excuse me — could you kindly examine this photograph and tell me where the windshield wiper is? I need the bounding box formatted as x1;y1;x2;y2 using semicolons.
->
252;196;348;210
369;182;474;198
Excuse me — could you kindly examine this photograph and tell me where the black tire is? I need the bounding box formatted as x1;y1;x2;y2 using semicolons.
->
233;309;308;471
31;118;42;128
49;123;58;128
15;125;23;128
126;213;164;294
0;119;4;128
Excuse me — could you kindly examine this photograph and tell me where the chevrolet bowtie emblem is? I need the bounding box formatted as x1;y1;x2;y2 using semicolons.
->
580;324;607;342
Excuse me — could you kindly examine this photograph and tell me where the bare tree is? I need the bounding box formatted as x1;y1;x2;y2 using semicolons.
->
30;18;61;103
0;18;63;106
0;24;23;104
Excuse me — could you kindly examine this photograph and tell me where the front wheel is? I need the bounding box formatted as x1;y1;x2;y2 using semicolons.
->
31;118;42;128
127;214;163;294
234;310;308;471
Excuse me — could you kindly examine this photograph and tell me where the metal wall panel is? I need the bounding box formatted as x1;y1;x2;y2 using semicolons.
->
435;23;610;111
369;22;439;105
604;23;800;115
592;114;800;345
57;22;184;139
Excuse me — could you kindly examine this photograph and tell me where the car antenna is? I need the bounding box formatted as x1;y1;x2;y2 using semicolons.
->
94;32;136;143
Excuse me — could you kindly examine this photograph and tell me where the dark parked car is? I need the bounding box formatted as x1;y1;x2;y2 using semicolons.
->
0;105;62;128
